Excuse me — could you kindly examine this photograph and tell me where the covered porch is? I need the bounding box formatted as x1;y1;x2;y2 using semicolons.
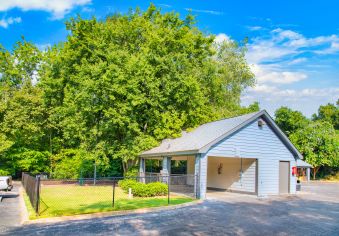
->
139;156;196;176
139;155;199;198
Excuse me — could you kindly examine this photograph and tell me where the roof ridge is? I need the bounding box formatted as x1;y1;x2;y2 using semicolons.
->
189;110;262;129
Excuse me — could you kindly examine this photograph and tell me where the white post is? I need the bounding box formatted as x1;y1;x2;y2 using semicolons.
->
162;156;171;184
139;157;145;183
307;168;310;182
128;188;133;198
162;157;171;175
196;153;207;199
194;154;200;198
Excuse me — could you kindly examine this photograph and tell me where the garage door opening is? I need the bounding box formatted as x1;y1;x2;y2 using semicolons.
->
207;157;257;194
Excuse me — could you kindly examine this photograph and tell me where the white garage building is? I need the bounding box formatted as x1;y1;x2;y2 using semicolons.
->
140;110;303;198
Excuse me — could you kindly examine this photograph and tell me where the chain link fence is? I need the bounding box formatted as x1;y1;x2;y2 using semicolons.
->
22;174;198;217
22;173;40;213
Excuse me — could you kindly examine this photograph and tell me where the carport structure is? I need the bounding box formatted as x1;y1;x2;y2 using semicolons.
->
140;110;303;199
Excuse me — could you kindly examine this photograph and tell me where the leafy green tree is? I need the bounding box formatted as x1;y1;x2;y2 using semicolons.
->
39;5;255;173
0;5;256;176
0;86;50;175
0;40;49;176
50;149;91;179
0;134;14;175
274;107;309;136
312;100;339;130
290;121;338;179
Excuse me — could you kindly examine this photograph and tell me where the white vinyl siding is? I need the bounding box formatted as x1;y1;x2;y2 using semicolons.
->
230;159;256;192
202;118;296;196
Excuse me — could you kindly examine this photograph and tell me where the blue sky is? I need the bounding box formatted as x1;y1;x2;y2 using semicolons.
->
1;0;338;117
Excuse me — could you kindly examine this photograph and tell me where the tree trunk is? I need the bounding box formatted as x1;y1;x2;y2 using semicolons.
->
312;166;319;180
122;161;127;174
122;158;138;175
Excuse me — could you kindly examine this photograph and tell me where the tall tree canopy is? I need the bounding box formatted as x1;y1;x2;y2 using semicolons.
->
0;5;256;177
290;121;338;179
275;105;338;179
312;100;339;130
274;107;309;136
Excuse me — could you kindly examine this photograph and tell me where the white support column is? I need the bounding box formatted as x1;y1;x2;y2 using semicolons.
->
307;168;310;182
162;156;171;175
196;153;207;199
139;157;145;183
194;154;200;198
161;156;171;184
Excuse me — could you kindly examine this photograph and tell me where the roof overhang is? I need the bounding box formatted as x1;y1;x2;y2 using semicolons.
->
140;150;199;158
296;159;312;168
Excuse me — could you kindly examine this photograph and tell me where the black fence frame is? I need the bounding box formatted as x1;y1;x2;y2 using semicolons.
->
22;173;41;214
22;174;198;216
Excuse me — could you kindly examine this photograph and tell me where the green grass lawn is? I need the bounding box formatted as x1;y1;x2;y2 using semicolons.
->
26;185;193;219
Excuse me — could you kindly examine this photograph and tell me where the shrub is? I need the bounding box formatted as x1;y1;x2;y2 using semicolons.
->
118;179;138;191
132;183;151;197
147;182;168;196
118;179;168;197
0;169;11;176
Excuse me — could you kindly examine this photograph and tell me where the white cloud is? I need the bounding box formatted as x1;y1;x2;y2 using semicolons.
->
315;41;339;54
184;8;223;15
0;0;91;19
245;28;339;86
248;85;339;99
214;33;230;44
242;86;339;117
247;41;295;64
250;64;307;84
288;58;307;65
272;28;303;40
0;16;21;28
242;28;339;116
247;28;339;64
158;4;172;8
247;26;263;31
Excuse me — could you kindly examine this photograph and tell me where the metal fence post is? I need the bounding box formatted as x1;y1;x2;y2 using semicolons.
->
112;179;115;208
35;176;41;215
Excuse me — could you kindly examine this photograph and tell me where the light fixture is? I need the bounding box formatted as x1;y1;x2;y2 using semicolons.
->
258;119;266;127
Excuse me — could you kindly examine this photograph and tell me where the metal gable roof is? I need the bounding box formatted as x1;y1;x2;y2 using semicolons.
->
140;110;303;159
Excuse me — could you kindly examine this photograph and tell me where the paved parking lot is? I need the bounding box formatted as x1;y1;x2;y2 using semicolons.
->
2;182;339;236
0;182;26;233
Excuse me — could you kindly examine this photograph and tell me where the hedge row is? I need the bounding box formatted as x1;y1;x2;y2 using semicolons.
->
118;179;168;197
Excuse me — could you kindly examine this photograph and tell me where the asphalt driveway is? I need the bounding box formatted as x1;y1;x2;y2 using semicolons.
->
0;182;26;233
2;182;339;236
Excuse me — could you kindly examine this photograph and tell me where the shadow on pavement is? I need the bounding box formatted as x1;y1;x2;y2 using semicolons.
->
3;196;339;236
